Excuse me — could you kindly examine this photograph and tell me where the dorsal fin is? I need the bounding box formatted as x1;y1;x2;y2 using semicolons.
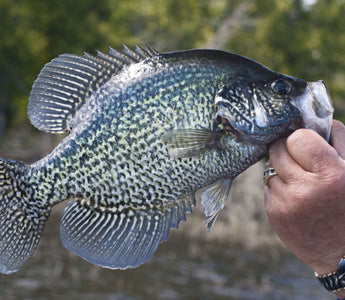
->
28;45;159;133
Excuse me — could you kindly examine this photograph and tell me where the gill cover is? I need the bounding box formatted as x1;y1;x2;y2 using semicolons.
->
214;79;302;144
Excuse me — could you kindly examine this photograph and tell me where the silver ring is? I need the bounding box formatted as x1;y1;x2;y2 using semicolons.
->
263;167;277;187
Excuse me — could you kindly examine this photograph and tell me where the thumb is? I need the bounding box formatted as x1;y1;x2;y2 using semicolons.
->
286;128;340;174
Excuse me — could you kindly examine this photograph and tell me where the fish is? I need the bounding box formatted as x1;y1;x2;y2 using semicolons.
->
0;45;334;274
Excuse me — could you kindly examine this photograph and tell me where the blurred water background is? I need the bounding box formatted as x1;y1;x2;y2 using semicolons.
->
1;0;344;299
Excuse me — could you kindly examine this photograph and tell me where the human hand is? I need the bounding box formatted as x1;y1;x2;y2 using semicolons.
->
264;120;345;298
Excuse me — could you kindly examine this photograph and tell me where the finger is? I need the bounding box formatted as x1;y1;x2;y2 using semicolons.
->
264;184;272;208
263;160;281;188
285;128;339;174
264;175;287;215
331;120;345;160
268;138;304;183
265;173;285;193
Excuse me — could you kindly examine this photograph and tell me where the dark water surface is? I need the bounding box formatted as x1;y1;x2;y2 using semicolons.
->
0;209;332;300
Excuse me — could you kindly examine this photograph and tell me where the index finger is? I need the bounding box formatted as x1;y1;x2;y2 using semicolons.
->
330;120;345;160
269;137;305;184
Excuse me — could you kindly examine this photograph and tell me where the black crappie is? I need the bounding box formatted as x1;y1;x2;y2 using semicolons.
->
0;46;334;274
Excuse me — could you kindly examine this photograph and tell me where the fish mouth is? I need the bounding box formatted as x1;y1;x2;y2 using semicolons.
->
291;80;334;142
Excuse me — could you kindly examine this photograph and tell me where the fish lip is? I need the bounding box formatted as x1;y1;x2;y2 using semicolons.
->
291;80;334;142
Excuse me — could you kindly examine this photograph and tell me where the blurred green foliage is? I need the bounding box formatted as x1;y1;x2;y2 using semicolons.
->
227;0;345;120
0;0;345;130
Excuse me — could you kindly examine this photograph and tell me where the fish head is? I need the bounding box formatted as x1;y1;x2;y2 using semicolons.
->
215;73;334;145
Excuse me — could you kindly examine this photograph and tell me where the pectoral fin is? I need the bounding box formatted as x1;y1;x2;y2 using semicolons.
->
162;129;223;158
201;178;232;231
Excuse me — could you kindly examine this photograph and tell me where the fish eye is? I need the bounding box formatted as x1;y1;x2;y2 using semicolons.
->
271;79;292;95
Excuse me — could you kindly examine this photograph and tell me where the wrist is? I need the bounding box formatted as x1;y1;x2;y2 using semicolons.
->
308;250;345;276
336;288;345;300
336;290;345;299
312;262;339;278
314;256;345;296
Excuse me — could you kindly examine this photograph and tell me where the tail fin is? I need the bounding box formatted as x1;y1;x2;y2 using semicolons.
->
0;158;50;274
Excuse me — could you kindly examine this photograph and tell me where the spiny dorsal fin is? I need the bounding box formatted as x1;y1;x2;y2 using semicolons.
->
28;45;159;133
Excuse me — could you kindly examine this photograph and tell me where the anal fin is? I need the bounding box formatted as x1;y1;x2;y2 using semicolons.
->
60;195;195;269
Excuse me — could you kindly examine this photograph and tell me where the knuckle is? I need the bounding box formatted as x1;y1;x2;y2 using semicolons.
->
287;129;310;149
332;119;345;132
323;165;345;188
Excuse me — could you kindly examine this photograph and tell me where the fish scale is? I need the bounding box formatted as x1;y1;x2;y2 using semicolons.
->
0;45;334;273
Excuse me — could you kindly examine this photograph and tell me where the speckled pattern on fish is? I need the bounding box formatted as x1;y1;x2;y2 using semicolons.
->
0;46;334;274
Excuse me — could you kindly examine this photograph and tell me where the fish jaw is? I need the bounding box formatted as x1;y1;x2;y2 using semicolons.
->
291;80;334;142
